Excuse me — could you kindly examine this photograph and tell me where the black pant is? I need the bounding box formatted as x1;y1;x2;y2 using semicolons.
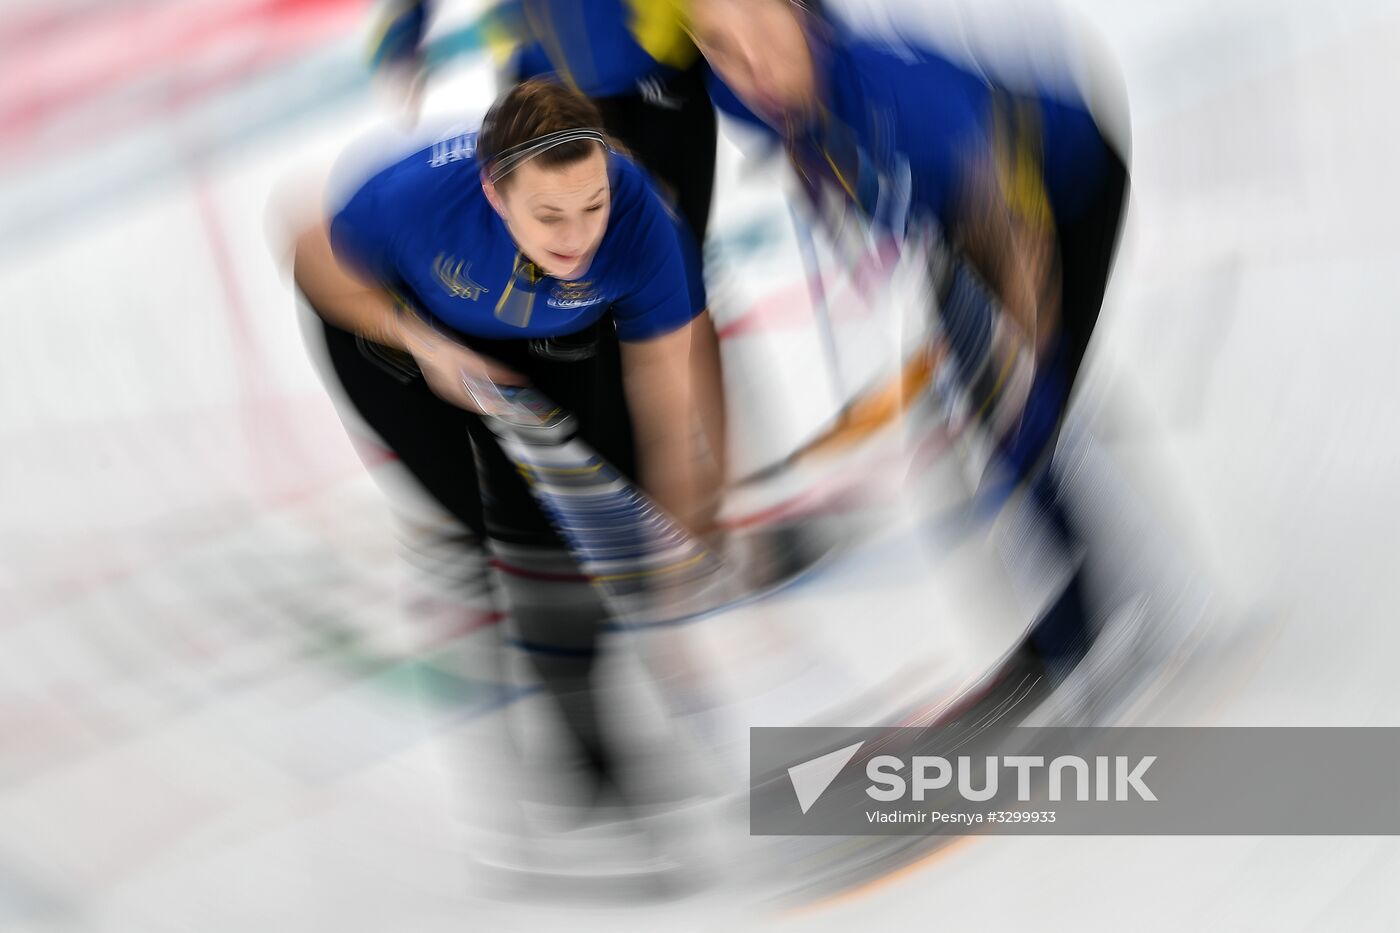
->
1026;135;1130;668
320;323;487;534
591;60;718;243
1057;139;1130;396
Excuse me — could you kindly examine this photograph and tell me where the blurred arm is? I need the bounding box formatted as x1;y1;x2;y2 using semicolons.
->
293;220;413;349
953;152;1060;360
293;221;522;407
688;310;728;487
622;321;719;534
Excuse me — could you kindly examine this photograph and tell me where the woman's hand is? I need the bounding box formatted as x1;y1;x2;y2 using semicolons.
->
396;313;527;412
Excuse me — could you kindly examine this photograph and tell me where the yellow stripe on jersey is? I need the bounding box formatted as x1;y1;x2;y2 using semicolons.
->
495;253;541;328
991;95;1056;235
626;0;697;70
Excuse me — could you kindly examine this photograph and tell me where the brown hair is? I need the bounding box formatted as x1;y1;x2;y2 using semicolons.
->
478;79;608;185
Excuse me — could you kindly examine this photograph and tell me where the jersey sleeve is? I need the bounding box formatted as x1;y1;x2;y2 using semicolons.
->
327;168;403;286
610;175;707;341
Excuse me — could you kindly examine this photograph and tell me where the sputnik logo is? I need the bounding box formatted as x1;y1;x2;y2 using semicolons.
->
787;742;865;814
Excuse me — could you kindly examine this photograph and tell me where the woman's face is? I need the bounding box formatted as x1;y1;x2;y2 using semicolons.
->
691;0;816;126
485;149;611;281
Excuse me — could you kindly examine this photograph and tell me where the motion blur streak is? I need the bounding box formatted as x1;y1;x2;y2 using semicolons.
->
5;0;1400;930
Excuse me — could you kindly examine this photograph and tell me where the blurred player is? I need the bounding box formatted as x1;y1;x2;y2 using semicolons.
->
688;0;1130;670
294;79;722;811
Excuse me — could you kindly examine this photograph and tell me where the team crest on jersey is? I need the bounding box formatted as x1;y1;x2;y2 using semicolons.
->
547;280;605;310
428;133;476;167
433;254;488;300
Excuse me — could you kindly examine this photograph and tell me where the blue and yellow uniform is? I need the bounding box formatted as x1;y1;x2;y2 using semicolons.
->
344;11;716;800
708;24;1129;669
328;130;706;343
709;29;1110;240
495;0;696;96
768;31;1122;473
321;123;707;557
370;0;696;95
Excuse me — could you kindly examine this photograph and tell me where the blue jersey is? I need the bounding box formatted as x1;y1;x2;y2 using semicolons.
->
832;37;1108;226
494;0;697;97
713;31;1110;233
328;130;705;342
